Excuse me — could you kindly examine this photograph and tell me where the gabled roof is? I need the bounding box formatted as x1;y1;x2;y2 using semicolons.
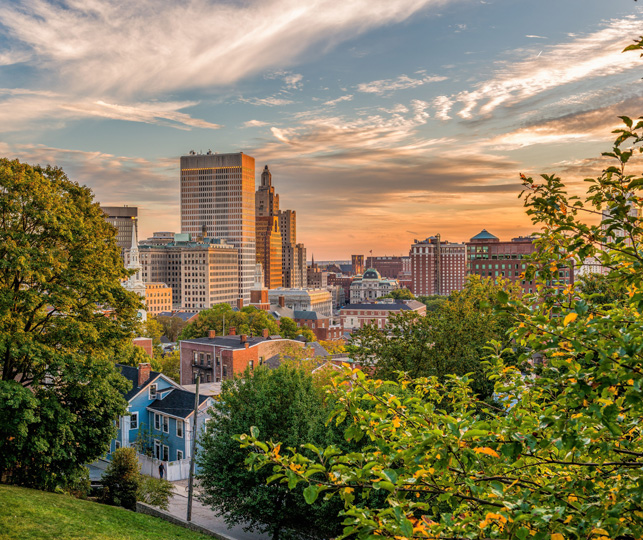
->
158;311;199;322
118;364;162;401
306;342;330;357
294;310;325;320
148;389;209;419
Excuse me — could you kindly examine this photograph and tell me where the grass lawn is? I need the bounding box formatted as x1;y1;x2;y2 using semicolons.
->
0;484;211;540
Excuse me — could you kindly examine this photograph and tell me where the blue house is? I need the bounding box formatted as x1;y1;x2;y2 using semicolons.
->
109;362;211;479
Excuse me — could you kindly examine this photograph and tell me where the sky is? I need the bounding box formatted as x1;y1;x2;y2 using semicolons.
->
1;0;642;259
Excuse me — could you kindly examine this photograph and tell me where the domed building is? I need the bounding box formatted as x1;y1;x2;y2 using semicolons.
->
349;268;399;304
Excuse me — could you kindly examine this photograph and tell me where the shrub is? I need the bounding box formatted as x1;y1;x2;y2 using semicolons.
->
102;448;141;510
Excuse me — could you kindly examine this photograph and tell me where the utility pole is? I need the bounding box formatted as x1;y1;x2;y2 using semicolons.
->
187;374;200;522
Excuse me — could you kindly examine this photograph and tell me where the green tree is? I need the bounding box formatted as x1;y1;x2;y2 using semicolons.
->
179;304;280;340
242;109;643;538
156;314;188;342
156;349;180;383
137;475;174;511
348;275;522;400
197;365;346;540
102;447;141;510
0;159;140;490
278;317;299;339
380;288;415;300
141;317;164;358
416;294;447;312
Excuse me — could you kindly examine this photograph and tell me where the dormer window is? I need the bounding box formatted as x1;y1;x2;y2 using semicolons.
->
149;384;157;400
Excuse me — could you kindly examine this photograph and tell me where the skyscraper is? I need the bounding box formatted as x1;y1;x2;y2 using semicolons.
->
180;151;256;303
255;165;283;289
100;205;137;260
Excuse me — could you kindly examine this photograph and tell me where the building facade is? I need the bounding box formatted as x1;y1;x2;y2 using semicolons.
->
349;268;399;303
180;152;256;303
465;229;573;293
145;283;173;315
254;165;283;289
138;235;239;311
410;237;466;296
340;300;427;331
351;255;365;276
279;209;307;288
268;288;333;318
365;255;405;279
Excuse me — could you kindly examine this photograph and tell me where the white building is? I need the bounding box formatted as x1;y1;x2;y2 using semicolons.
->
268;288;333;318
349;268;399;304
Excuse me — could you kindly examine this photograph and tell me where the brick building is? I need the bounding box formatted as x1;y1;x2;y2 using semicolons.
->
328;274;353;305
465;229;574;293
179;331;326;384
365;256;405;279
410;236;466;296
340;300;426;331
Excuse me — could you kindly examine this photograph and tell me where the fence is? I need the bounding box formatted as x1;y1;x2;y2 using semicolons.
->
137;453;191;481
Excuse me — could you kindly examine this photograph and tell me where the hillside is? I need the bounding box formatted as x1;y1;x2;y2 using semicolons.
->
0;484;210;540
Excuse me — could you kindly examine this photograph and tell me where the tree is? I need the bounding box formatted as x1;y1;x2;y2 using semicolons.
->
156;349;180;383
197;365;347;540
156;314;188;342
242;109;643;539
380;288;415;300
347;275;523;400
102;447;141;510
279;317;299;339
0;159;140;490
179;304;281;340
319;339;347;355
416;294;447;312
140;317;164;358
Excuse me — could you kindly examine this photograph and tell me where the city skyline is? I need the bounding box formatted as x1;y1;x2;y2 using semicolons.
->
1;0;642;258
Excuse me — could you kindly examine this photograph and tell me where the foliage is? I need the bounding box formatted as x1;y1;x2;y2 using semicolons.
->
319;339;347;355
156;349;180;383
241;115;643;539
156;314;188;342
278;316;300;339
102;447;141;510
347;275;523;400
380;288;415;300
575;271;628;307
197;365;347;540
0;159;140;490
137;475;174;511
132;423;168;457
416;294;447;312
179;303;280;340
141;317;164;359
0;484;211;540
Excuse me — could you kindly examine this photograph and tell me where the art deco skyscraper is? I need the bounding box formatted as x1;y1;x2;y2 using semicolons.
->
255;165;283;289
180;151;256;303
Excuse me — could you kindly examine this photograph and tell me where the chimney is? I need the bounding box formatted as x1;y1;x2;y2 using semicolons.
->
237;298;244;310
240;334;247;344
208;330;216;339
278;296;285;308
262;328;269;338
229;327;236;336
138;363;151;387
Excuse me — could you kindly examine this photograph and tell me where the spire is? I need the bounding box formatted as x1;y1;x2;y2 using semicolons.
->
261;165;272;188
128;218;140;271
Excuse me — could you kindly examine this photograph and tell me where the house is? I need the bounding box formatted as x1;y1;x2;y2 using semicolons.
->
340;299;426;331
110;362;212;480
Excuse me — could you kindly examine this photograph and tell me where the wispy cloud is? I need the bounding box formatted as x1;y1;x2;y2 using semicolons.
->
243;119;270;128
525;35;547;39
0;0;455;96
0;90;220;132
437;15;643;120
357;74;447;95
324;94;353;106
239;96;294;107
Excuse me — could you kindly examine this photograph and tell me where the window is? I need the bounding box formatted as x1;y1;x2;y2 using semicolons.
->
154;440;161;459
249;360;254;370
177;419;184;438
163;445;169;462
115;440;121;450
163;416;169;433
177;450;184;461
154;413;161;431
149;384;157;400
130;412;138;430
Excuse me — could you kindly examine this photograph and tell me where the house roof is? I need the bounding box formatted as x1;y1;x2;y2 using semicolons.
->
182;335;285;349
118;364;162;401
340;303;418;311
158;311;199;322
294;310;325;320
148;389;209;419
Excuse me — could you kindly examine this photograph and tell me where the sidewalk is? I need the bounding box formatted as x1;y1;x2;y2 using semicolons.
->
167;480;269;540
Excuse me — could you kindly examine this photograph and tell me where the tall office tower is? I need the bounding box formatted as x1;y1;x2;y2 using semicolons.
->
180;152;256;303
255;165;283;289
279;209;301;287
410;236;466;296
100;206;138;260
351;255;365;276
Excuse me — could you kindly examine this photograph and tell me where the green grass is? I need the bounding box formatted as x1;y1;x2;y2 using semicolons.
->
0;484;211;540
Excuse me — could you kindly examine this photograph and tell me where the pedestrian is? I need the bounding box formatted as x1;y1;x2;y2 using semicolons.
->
159;462;165;479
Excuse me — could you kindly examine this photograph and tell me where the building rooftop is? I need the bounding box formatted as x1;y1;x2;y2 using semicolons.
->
148;389;209;419
118;364;162;401
470;229;499;242
340;302;423;311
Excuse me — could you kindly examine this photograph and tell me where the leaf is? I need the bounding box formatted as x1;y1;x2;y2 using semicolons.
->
250;426;259;438
497;290;509;304
474;447;500;458
303;484;324;504
563;313;578;326
551;534;564;540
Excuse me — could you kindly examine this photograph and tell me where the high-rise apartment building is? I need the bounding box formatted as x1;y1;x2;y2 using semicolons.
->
101;205;138;260
180;152;255;303
410;236;466;296
255;166;283;289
